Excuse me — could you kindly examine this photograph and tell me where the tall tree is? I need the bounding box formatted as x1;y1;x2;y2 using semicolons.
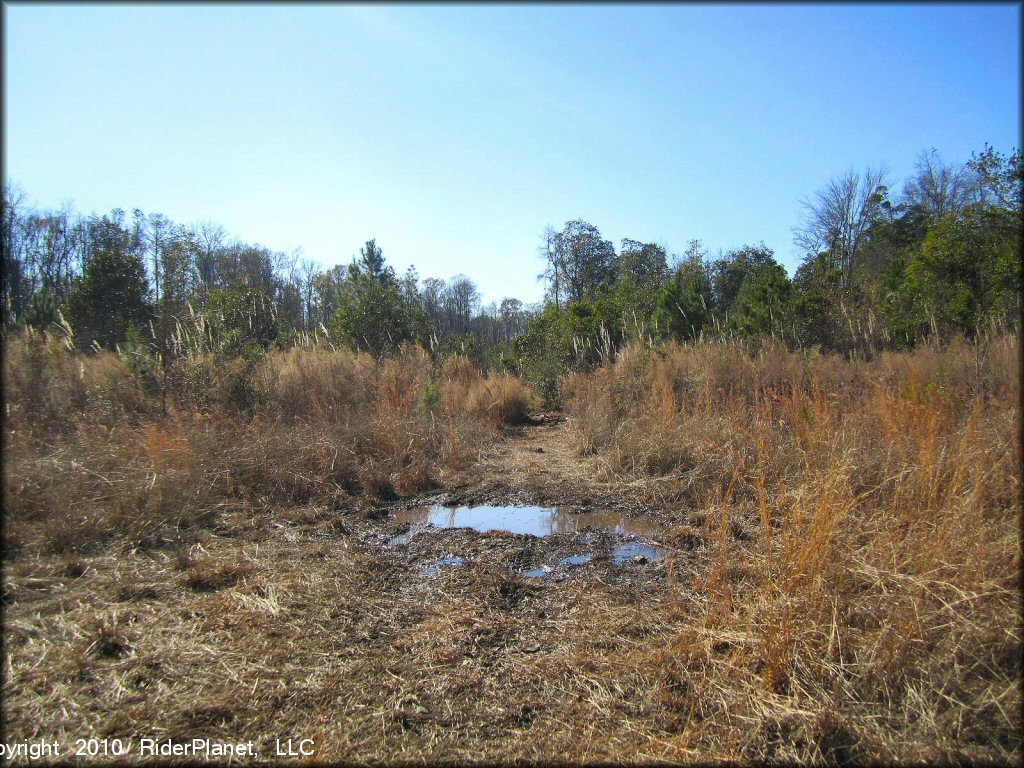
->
499;297;526;341
145;212;169;304
1;184;28;324
538;225;563;311
332;240;423;357
729;263;793;338
65;245;150;349
710;243;777;318
298;257;322;331
557;219;617;304
617;239;668;292
652;261;712;342
352;239;387;281
421;277;446;331
902;149;978;222
794;166;889;287
443;275;480;335
192;220;226;292
967;144;1022;212
900;206;1020;339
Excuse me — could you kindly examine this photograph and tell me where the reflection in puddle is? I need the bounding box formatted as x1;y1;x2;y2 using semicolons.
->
523;554;592;579
388;523;429;547
393;505;662;538
612;541;669;564
559;554;592;566
396;505;670;578
419;555;464;577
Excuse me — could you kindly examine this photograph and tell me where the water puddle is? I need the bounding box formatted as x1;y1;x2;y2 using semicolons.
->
522;553;592;578
559;554;592;566
395;505;669;579
612;541;669;564
522;567;552;579
388;523;429;547
419;555;465;577
393;504;662;538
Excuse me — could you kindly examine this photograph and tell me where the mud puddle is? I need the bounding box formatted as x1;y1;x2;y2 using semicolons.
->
420;556;465;577
612;541;670;564
388;505;670;581
392;504;663;539
521;542;671;579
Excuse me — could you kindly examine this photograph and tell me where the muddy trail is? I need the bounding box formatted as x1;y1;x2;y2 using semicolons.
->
368;414;704;592
3;415;721;763
436;414;681;516
440;413;608;507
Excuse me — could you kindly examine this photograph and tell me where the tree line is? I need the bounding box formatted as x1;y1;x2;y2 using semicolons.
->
2;144;1019;388
0;198;532;366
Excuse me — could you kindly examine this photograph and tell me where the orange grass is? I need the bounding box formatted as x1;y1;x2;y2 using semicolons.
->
566;334;1021;761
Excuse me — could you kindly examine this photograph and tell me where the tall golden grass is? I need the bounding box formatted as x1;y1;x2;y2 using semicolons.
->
566;334;1021;761
2;337;534;555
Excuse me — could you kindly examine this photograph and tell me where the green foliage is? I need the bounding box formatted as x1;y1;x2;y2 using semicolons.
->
514;304;572;408
352;238;387;281
968;144;1022;211
65;246;150;349
900;206;1021;338
616;240;668;293
220;355;268;413
23;288;59;330
419;379;440;413
543;220;618;306
792;253;844;349
120;322;162;396
332;274;422;358
652;266;711;342
429;332;482;367
729;263;793;337
611;275;659;341
710;244;777;316
203;285;279;357
6;142;1022;387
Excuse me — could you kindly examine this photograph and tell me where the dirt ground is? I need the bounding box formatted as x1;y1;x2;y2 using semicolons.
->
2;415;731;764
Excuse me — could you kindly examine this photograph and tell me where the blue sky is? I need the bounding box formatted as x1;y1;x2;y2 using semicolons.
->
4;3;1020;305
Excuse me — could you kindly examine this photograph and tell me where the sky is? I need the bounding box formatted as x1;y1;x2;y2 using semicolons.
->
4;3;1020;306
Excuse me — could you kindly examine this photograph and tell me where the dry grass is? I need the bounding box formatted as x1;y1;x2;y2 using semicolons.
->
439;356;535;427
2;339;528;556
566;333;1021;762
2;332;1019;764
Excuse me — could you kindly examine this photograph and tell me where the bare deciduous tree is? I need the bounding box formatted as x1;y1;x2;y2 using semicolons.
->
443;275;479;335
902;148;978;221
192;221;226;292
537;225;562;310
794;166;889;287
299;257;322;331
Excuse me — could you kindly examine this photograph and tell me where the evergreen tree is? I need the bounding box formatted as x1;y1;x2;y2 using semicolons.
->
652;266;711;342
65;246;150;349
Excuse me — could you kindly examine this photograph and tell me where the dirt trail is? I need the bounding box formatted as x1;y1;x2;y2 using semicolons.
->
2;413;708;764
439;415;605;508
432;413;679;529
370;411;696;595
